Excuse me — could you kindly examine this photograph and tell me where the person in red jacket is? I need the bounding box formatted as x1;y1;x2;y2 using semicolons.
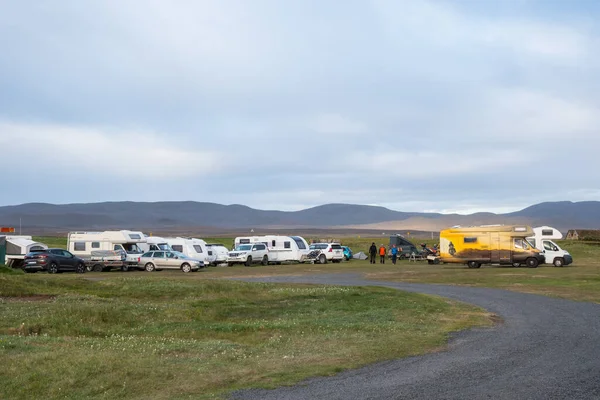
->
379;244;386;264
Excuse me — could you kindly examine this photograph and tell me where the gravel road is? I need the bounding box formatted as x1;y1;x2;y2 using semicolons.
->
229;273;600;400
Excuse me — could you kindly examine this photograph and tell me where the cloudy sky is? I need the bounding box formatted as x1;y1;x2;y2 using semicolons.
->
1;0;599;214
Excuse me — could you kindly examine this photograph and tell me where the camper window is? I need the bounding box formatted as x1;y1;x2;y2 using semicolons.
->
542;229;553;236
129;234;142;240
240;239;250;244
291;237;307;249
193;245;203;253
284;241;291;249
464;237;477;243
74;242;86;251
172;245;183;252
92;242;100;249
272;240;276;247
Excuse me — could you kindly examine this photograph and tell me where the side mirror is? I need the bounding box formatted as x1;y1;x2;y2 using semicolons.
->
553;246;559;252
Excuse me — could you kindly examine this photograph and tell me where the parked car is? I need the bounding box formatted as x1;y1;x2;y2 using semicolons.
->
342;246;353;261
23;248;86;274
227;243;269;266
308;243;344;264
139;250;202;273
206;243;229;265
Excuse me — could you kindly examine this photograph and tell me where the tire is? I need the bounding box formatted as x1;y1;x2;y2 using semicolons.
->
181;263;192;273
526;258;539;268
467;261;481;269
261;255;268;266
145;263;156;272
93;264;104;272
553;258;564;267
47;262;59;274
512;262;521;268
319;254;327;264
121;265;129;272
245;256;252;267
227;262;234;267
76;263;86;274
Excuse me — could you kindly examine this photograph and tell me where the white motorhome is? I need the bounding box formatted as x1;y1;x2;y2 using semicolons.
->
527;226;573;267
233;235;309;264
2;235;48;268
165;237;208;264
139;236;173;253
67;230;146;266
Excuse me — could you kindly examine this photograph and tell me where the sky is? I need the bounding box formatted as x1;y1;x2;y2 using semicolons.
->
1;0;599;214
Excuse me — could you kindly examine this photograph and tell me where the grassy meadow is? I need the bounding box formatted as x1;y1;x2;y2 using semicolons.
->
1;235;599;398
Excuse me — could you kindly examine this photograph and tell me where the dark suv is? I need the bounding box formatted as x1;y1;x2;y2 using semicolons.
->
23;248;86;274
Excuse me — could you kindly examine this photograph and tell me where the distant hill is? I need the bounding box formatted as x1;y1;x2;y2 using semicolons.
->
0;201;598;234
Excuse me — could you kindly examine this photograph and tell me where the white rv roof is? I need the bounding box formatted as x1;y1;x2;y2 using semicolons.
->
532;226;563;239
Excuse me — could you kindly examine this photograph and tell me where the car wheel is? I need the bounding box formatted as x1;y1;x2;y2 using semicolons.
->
93;264;104;272
76;263;86;274
245;256;252;267
319;254;327;264
467;261;481;269
47;262;59;274
121;265;129;272
261;255;268;266
227;262;234;267
145;263;156;272
181;263;192;273
512;262;521;268
526;258;539;268
553;258;564;267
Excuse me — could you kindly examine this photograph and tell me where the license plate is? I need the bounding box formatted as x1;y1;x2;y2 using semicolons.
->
27;261;36;264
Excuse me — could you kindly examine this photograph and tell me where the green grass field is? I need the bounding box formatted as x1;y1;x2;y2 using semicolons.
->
0;273;491;399
1;235;598;399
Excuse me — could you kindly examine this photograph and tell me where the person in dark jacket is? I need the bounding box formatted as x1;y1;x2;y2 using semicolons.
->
369;242;377;264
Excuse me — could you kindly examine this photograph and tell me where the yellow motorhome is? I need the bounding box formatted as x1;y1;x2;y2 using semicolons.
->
438;225;545;268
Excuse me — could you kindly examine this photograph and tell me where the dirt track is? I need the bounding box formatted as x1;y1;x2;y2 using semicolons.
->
230;273;600;400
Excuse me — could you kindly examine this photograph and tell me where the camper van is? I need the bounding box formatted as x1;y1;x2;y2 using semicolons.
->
2;235;48;268
233;235;309;263
164;237;208;264
139;236;173;253
67;230;146;267
435;225;545;268
527;226;573;267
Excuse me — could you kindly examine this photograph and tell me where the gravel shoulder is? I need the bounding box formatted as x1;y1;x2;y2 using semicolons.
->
230;273;600;400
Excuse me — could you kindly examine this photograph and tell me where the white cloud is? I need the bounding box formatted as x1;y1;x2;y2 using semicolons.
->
0;121;222;179
310;113;367;135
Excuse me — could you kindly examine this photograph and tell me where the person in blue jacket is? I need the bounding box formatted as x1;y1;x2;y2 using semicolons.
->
391;244;398;264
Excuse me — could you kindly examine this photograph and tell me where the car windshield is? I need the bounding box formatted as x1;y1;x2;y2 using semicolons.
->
235;244;252;251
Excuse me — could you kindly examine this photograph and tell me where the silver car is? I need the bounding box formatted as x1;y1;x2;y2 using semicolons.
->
139;250;202;273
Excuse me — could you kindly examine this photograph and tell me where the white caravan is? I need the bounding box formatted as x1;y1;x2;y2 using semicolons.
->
2;235;48;268
164;237;208;264
67;230;146;266
233;235;309;263
139;236;173;253
527;226;573;267
206;243;229;265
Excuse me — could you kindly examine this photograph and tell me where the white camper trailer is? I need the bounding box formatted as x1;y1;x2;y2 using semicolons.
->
165;237;208;264
527;226;573;267
206;243;229;265
67;230;146;267
139;236;173;253
233;235;309;264
3;235;48;268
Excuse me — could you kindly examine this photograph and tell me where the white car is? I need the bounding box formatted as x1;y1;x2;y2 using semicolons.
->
206;243;229;265
227;243;269;266
309;243;344;264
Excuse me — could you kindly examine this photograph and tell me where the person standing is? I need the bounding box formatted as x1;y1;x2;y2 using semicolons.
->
369;242;377;264
379;244;386;264
391;244;398;264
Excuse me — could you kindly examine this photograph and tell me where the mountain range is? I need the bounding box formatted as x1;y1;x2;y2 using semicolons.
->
0;201;599;235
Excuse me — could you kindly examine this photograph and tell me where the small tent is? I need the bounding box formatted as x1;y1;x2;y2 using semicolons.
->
353;251;368;260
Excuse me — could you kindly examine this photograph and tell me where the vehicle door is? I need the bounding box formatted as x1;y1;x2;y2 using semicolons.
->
49;249;68;268
164;251;180;269
62;250;79;269
542;240;560;264
152;251;167;268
